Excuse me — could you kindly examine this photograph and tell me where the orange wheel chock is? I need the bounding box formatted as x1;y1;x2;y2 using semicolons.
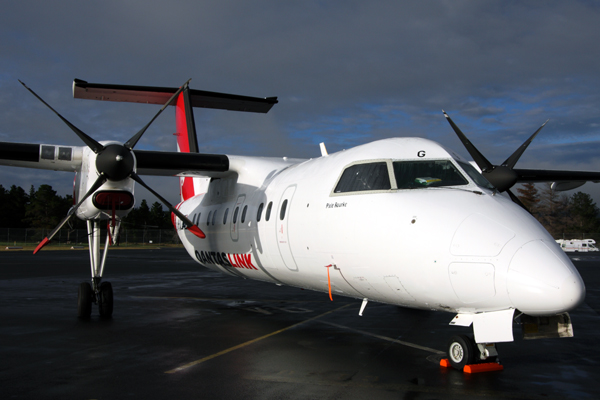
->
439;358;503;373
464;362;503;373
440;358;451;368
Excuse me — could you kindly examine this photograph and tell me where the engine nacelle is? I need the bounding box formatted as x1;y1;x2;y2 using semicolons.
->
74;143;136;221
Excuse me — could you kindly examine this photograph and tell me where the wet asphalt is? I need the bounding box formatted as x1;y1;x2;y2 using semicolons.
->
1;248;599;399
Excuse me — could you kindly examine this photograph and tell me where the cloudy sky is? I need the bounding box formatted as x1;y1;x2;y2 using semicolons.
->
2;1;600;207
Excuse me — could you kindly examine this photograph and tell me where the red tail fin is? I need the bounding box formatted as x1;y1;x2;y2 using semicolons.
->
175;88;198;201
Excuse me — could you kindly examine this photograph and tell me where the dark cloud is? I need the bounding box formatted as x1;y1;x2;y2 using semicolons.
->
1;1;600;204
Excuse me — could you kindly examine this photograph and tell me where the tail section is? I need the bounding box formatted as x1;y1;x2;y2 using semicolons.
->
72;78;278;202
175;87;199;201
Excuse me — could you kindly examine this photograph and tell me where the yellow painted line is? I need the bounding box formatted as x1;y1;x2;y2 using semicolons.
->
318;320;445;355
165;303;351;374
132;295;323;304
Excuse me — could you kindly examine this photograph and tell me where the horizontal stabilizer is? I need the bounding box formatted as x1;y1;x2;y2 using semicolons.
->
73;79;278;113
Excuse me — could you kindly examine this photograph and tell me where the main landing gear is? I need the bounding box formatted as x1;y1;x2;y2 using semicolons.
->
77;219;118;319
446;335;500;371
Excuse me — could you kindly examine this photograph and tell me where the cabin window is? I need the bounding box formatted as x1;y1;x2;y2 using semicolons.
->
241;205;248;223
334;162;391;193
212;210;217;226
223;208;229;224
265;202;273;221
233;207;239;224
280;200;288;220
257;203;264;222
393;160;468;189
58;147;72;161
41;145;55;160
207;211;212;225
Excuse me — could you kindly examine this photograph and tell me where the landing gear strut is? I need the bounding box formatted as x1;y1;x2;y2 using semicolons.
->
77;219;118;318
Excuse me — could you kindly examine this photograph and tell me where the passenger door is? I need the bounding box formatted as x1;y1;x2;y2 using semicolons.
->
276;185;298;271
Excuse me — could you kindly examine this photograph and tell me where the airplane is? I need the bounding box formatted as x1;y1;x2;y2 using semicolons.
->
0;78;595;371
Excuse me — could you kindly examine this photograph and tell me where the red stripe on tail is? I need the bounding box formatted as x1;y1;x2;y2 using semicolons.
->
175;92;195;201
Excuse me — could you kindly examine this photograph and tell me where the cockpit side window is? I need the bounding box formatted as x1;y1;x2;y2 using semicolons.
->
457;161;495;190
334;162;391;193
393;160;468;189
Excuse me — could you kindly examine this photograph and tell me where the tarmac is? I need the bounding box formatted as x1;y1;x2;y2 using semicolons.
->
1;248;599;399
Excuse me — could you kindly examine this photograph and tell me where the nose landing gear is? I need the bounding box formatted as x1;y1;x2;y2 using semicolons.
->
76;219;117;319
444;335;502;372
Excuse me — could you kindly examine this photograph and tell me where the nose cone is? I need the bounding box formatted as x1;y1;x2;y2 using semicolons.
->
507;240;586;316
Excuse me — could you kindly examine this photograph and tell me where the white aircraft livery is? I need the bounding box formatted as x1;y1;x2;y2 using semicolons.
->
0;79;594;370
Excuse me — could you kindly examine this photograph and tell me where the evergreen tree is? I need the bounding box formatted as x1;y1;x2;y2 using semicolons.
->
0;185;7;227
7;185;29;228
517;183;540;214
537;183;569;236
568;191;600;233
149;202;171;228
127;199;151;228
24;184;70;229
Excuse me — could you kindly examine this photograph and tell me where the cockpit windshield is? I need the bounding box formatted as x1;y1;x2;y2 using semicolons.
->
393;160;468;189
332;159;493;195
334;162;391;193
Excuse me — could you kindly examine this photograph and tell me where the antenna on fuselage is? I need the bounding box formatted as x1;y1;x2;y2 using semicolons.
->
320;142;328;156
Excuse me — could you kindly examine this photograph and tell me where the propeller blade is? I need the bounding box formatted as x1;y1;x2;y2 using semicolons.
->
19;80;104;154
129;172;205;239
507;189;530;213
443;111;494;173
33;214;73;254
501;120;548;168
124;79;192;150
33;174;107;254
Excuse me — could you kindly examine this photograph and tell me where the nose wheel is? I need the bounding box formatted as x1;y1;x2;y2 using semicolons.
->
77;282;93;318
77;280;113;319
447;335;476;369
446;335;501;371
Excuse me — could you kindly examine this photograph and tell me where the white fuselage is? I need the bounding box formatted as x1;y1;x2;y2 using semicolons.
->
175;138;585;317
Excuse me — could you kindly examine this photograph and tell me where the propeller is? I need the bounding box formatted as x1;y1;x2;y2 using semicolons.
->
443;110;548;210
21;79;205;253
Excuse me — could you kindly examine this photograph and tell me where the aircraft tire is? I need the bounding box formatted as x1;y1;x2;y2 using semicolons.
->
98;281;113;318
78;282;93;319
447;335;475;370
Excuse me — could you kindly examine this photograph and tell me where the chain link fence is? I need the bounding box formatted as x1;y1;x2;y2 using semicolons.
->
551;233;600;242
0;227;182;248
2;227;599;250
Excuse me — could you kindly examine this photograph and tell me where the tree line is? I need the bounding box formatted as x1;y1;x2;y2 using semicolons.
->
517;183;600;236
2;182;600;236
0;184;172;229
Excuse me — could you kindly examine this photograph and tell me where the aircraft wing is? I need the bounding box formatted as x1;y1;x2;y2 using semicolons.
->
0;142;82;172
514;168;600;183
0;141;231;177
134;150;230;177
